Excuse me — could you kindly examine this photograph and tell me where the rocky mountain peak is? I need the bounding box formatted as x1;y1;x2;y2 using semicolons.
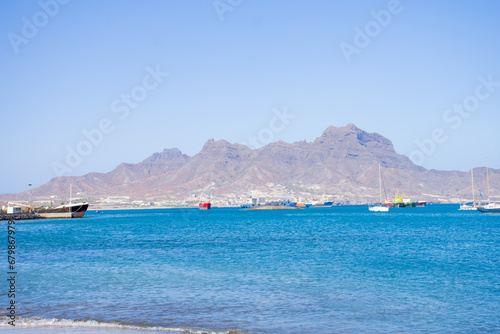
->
143;148;183;163
202;139;233;152
199;139;253;161
314;124;393;150
345;123;359;131
315;124;362;145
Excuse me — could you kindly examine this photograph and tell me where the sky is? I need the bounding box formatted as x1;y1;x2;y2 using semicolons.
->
1;0;500;194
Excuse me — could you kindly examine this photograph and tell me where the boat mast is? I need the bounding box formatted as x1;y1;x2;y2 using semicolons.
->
471;169;475;204
378;164;382;203
70;184;72;205
486;158;490;203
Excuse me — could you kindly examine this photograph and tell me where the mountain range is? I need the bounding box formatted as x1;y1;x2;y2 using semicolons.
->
2;124;498;204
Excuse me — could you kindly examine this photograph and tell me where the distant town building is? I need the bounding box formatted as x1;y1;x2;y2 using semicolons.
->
7;207;22;214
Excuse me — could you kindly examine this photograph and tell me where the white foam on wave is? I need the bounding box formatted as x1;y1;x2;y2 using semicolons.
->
0;317;246;334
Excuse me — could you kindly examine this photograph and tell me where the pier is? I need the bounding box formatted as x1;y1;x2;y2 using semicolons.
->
0;213;44;221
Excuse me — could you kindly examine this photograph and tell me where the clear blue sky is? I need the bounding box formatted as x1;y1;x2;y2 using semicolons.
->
2;0;500;194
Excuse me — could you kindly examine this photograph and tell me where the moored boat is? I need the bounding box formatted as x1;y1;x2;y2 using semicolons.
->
392;194;406;208
477;203;500;213
310;201;334;207
459;169;478;211
459;202;478;211
383;199;393;206
369;205;389;212
199;202;211;210
477;158;499;213
241;205;302;210
36;202;89;218
369;164;389;212
35;184;89;218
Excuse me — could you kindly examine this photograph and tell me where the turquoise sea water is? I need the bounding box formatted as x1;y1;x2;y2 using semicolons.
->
2;205;500;333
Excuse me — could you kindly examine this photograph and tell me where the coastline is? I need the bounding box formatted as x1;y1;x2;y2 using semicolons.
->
0;317;239;334
0;327;178;334
88;205;239;211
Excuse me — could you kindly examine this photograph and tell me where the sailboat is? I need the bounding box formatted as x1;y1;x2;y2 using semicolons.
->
477;158;500;213
459;169;478;211
369;164;389;212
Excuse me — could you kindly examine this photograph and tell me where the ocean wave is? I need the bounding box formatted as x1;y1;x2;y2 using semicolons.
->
0;316;249;334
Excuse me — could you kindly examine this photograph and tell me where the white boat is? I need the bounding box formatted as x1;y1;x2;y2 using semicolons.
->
477;203;500;213
459;169;478;211
369;164;389;212
459;204;478;211
369;205;389;212
477;158;500;213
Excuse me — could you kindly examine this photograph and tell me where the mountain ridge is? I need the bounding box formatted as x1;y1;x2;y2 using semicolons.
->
1;124;498;204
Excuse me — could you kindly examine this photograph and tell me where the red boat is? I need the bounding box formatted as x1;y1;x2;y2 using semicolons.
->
199;202;211;210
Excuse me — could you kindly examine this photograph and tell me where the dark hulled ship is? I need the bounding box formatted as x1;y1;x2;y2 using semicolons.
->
36;202;89;218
